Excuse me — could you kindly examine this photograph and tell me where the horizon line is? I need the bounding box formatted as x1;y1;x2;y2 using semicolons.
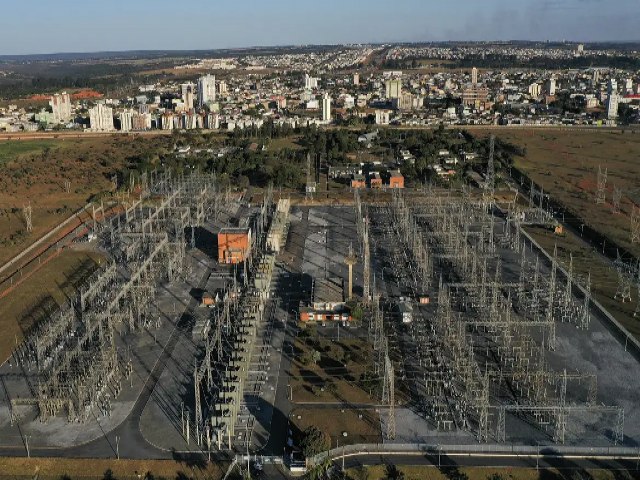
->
2;39;640;59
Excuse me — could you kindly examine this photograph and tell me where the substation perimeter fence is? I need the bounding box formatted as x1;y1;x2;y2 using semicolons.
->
312;442;640;466
0;202;95;296
519;227;640;363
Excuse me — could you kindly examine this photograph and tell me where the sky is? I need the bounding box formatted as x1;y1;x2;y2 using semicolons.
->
1;0;639;55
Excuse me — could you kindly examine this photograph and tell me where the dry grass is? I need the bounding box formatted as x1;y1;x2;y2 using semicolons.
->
0;457;227;480
291;327;377;404
0;135;170;266
291;406;382;448
348;464;636;480
0;250;104;364
483;129;640;259
267;136;302;151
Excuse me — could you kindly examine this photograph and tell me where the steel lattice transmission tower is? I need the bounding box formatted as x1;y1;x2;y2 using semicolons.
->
23;203;33;232
612;185;622;214
485;135;495;196
631;205;640;244
614;251;632;303
596;166;607;204
382;352;395;440
363;217;371;302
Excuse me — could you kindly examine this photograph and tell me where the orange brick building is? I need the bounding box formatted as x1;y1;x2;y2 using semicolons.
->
369;172;383;189
388;170;405;189
217;227;251;264
351;174;366;189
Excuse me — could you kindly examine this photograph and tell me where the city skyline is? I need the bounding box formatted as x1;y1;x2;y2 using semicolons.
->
1;0;639;56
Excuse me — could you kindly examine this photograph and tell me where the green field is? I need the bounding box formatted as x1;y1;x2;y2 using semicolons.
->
0;139;59;164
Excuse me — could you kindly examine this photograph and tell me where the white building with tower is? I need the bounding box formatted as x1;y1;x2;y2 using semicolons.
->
528;83;541;97
181;83;195;110
50;92;72;123
471;67;478;85
322;93;332;123
304;73;319;90
89;103;114;132
607;92;620;119
119;110;133;132
385;79;401;99
547;77;557;96
375;109;390;125
197;75;216;106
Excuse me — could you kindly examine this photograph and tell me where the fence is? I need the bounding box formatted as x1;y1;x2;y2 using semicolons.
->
312;442;640;466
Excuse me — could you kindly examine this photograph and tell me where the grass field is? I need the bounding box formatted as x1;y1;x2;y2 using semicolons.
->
0;249;103;364
0;140;58;164
291;325;378;404
484;129;640;259
291;406;382;448
0;135;170;266
347;464;637;480
267;135;302;151
0;457;226;480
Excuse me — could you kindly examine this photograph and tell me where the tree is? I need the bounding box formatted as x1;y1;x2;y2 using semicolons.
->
300;426;329;458
311;349;321;364
384;463;404;480
349;302;364;322
486;474;506;480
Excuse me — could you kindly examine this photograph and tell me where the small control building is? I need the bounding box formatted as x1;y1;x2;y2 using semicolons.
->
218;227;251;264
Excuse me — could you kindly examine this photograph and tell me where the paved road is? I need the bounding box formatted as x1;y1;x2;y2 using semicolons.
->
340;451;640;472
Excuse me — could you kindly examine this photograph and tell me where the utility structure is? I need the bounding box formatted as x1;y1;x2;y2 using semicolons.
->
23;203;33;233
631;205;640;244
8;170;220;425
612;185;622;214
367;188;623;446
614;251;633;303
344;243;358;300
596;166;607;204
485;135;495;200
362;217;371;302
305;153;316;199
382;352;396;440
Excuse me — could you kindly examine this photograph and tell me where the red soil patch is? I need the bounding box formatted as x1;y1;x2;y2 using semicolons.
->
577;178;596;192
71;89;103;100
26;89;103;102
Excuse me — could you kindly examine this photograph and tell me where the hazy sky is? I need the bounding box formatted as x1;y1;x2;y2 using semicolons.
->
1;0;639;55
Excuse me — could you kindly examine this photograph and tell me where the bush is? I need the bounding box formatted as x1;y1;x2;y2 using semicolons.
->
300;426;329;458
